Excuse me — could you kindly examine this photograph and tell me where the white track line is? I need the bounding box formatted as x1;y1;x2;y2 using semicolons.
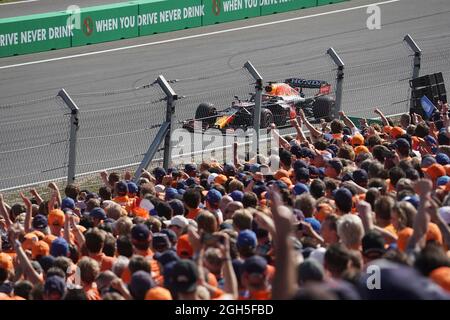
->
0;0;39;6
0;0;400;70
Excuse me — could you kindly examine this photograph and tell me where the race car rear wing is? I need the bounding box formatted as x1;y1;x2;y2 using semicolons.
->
284;78;329;89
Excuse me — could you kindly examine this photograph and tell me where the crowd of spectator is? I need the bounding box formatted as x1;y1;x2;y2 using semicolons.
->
1;104;450;300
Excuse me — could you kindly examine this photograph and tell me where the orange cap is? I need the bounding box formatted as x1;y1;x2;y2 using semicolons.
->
351;134;364;146
32;240;50;259
354;146;370;156
426;223;443;244
176;234;193;259
279;176;293;187
22;233;39;251
214;174;228;185
444;164;450;176
48;209;65;227
132;207;149;219
430;267;450;292
31;230;45;240
145;287;173;300
423;164;446;180
274;169;289;180
43;234;58;246
390;127;405;139
0;253;13;271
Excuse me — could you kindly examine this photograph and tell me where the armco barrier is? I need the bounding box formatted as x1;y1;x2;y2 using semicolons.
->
201;0;260;26
71;2;139;46
0;12;71;58
260;0;317;16
138;0;203;36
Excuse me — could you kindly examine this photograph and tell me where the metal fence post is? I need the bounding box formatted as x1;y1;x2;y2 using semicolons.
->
404;34;422;111
244;61;263;158
327;48;345;119
58;89;79;184
157;75;178;171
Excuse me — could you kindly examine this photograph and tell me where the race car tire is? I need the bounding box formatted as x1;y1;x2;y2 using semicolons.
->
260;109;274;129
312;95;335;122
195;103;217;126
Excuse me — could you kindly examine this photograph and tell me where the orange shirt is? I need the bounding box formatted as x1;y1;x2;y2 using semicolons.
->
84;285;101;300
239;289;272;300
397;224;444;252
186;208;201;220
89;252;116;272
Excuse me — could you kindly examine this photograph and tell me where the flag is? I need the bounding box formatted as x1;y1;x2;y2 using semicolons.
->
421;95;437;119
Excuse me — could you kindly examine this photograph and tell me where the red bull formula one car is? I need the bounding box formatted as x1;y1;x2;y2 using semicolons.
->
182;78;335;132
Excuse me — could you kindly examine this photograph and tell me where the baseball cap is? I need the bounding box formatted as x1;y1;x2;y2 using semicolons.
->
243;255;267;275
131;224;151;242
293;160;308;171
145;287;173;300
390;127;405;139
274;169;289;180
206;189;222;205
48;209;65;227
89;207;107;220
401;195;420;209
32;240;50;259
170;260;199;293
423;163;446;180
184;163;197;174
362;231;386;257
165;187;181;201
353;169;369;185
394;138;410;150
327;159;343;173
152;233;171;250
354;146;370;156
129;271;156;300
295;167;310;181
50;237;69;257
61;197;75;210
153;167;166;179
214;174;228;185
304;217;321;234
176;234;193;259
223;163;236;176
237;230;257;249
0;252;13;271
438;206;450;225
166;215;189;229
154;250;179;266
229;190;244;202
44;276;66;297
421;155;437;168
32;214;48;230
351;134;364;146
293;183;309;196
127;181;139;194
333;188;353;210
116;181;128;194
168;199;185;217
207;173;218;185
437;176;450;187
436;153;450;165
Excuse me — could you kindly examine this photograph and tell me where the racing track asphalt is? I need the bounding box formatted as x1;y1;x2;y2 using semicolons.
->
1;0;450;190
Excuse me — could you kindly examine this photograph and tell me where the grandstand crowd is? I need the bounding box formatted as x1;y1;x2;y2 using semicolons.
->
1;105;450;300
